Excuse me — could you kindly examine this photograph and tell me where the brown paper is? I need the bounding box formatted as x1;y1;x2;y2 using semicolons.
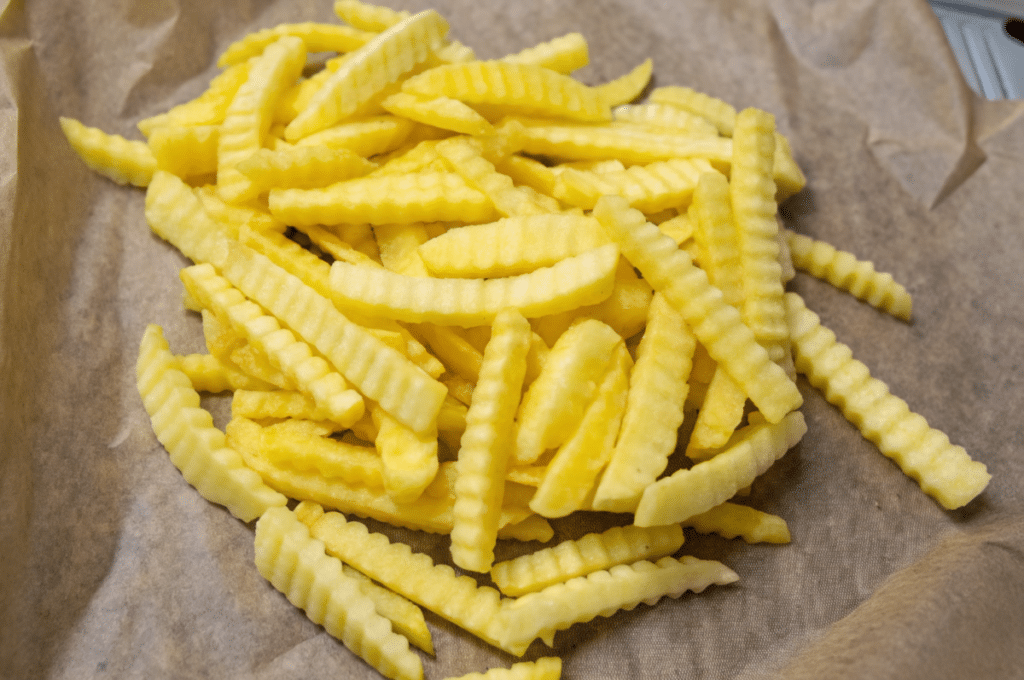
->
2;0;1023;678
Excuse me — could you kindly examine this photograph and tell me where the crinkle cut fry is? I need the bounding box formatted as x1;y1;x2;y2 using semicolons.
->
490;524;685;597
254;507;423;680
327;243;620;327
284;10;450;141
682;501;791;544
592;194;801;424
218;21;376;67
220;242;447;434
450;309;532;573
60;117;156;187
500;556;739;656
136;326;286;522
784;229;912;321
499;31;589;73
785;293;989;509
443;658;562;680
299;509;516;654
634;412;807;527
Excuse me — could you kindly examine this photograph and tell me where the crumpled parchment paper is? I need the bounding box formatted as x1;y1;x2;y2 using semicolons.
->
2;0;1023;678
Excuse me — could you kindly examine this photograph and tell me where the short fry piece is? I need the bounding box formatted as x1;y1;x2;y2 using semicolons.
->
61;117;156;187
634;411;807;527
371;404;440;503
136;325;286;522
254;506;423;680
500;32;589;73
595;58;653;107
443;658;562;680
785;293;989;509
218;22;375;67
682;502;791;544
490;524;684;597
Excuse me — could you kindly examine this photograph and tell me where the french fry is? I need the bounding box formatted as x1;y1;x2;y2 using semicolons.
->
442;658;562;680
500;32;589;73
60;117;156;187
682;502;791;544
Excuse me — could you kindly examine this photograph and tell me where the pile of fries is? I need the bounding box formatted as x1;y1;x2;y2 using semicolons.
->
63;2;991;678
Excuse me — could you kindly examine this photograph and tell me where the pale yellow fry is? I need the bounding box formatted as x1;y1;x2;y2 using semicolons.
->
253;507;423;680
418;213;610;278
530;343;630;518
785;293;989;509
382;92;494;136
443;658;562;680
136;326;286;522
553;158;705;212
635;411;807;527
176;354;275;393
512;319;623;465
412;323;483;383
784;229;912;321
682;501;791;544
500;32;589;74
231;390;325;421
328;243;619;327
195;186;286;237
591;293;695;513
144;171;232;266
285;10;449;141
147;124;219;179
373;222;433;276
490;524;684;597
594;58;653;107
221;242;447;433
691;170;743;307
686;366;747;460
236;145;375;192
270;171;495;226
262;419;383;486
592;195;801;423
435;135;551;217
494;154;560;201
612;102;721;138
301;509;515;653
137;61;251;136
496;514;554;543
294;115;416;156
500;557;738;655
649;85;738;135
371;404;439;503
218;35;308;202
219;22;375;67
450;309;532;573
403;60;611;122
296;223;383;268
334;0;411;30
61;117;156;187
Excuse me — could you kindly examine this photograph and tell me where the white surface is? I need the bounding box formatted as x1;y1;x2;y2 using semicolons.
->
930;1;1024;98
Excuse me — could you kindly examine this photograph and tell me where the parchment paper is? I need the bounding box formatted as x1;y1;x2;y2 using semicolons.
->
2;0;1023;678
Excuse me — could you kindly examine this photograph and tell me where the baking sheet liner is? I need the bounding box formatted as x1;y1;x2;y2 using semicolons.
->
2;0;1023;678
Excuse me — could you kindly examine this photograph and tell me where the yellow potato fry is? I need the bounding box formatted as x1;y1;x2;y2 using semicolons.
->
145;171;232;266
136;326;287;522
450;309;532;572
496;514;554;543
512;319;623;465
373;222;433;276
435;135;551;217
490;524;684;597
221;243;447;433
785;293;989;509
61;117;156;187
270;171;494;227
328;243;619;327
182;264;366;426
295;223;383;268
511;118;733;165
195;186;286;237
253;506;423;680
682;501;791;544
137;61;252;136
176;353;276;393
285;11;450;141
231;389;325;421
784;229;912;321
402;61;611;123
529;343;631;518
591;293;695;513
594;58;653;107
262;419;384;486
611;102;721;138
634;411;807;527
494;154;560;201
295;115;417;156
731;108;792;372
301;509;515;653
500;32;589;73
334;0;411;30
217;35;308;203
443;658;562;680
382;92;494;136
592;194;801;423
553;158;706;212
235;145;376;193
657;211;693;246
412;323;483;383
417;213;610;278
685;366;747;460
218;22;375;67
371;404;440;503
147;124;219;179
500;556;739;656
